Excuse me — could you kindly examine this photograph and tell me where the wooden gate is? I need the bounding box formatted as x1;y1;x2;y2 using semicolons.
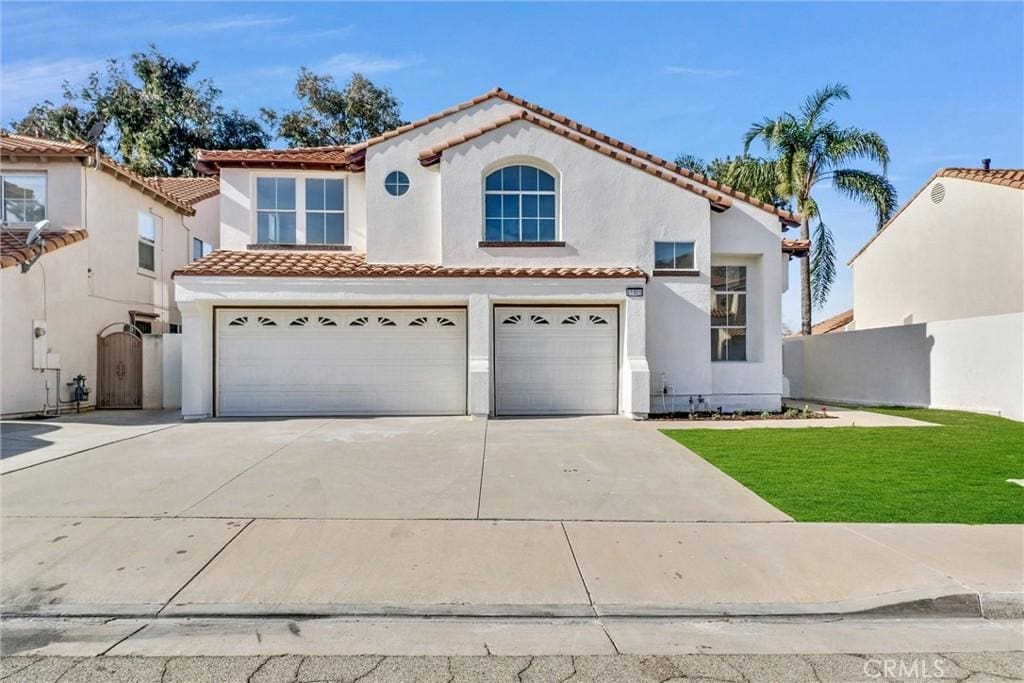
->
97;323;142;409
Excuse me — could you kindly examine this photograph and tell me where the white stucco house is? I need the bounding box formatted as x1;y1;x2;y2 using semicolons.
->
784;165;1023;420
1;133;220;416
174;88;808;419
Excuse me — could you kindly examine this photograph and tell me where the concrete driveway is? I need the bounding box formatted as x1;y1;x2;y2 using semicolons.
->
1;415;787;522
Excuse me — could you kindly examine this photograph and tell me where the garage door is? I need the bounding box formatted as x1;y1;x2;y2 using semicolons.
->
216;308;466;416
494;307;618;415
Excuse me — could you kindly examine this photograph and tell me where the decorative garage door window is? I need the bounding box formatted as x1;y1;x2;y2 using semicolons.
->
498;311;609;328
222;310;463;330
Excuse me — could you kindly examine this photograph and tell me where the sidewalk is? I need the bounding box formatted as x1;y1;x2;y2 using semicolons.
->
3;519;1020;620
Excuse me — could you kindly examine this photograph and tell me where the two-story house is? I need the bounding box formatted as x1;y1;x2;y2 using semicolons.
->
1;133;220;416
174;88;808;419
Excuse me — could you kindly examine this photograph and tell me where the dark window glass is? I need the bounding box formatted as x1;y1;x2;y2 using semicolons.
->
654;242;694;270
385;171;410;196
1;174;47;222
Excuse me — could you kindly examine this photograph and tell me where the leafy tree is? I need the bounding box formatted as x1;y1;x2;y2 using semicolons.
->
262;71;405;147
674;153;787;207
743;83;896;334
8;45;269;176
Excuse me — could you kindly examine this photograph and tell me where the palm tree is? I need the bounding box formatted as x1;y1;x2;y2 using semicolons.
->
742;83;897;335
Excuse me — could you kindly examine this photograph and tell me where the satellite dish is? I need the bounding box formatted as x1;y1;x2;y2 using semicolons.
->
26;219;50;246
85;120;106;146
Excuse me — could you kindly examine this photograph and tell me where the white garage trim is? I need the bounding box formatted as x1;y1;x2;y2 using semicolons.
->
214;306;467;417
493;305;619;416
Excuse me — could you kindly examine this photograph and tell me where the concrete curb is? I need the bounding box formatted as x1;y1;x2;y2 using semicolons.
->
7;590;1016;621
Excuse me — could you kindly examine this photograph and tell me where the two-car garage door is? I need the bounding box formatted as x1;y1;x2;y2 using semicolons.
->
216;308;467;416
215;306;618;417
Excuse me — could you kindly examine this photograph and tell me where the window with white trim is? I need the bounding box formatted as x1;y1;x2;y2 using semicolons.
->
654;242;695;270
192;237;213;261
710;265;747;361
138;212;157;272
484;165;556;242
256;177;296;243
1;173;47;222
305;178;345;244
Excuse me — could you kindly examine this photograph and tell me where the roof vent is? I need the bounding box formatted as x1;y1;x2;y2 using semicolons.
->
930;182;946;204
982;158;991;171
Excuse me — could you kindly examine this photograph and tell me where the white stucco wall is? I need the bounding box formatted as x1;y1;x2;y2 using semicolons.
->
852;178;1024;329
162;333;182;409
141;334;163;409
783;312;1023;421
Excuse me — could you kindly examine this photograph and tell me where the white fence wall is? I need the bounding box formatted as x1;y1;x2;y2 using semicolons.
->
783;312;1023;422
162;333;182;409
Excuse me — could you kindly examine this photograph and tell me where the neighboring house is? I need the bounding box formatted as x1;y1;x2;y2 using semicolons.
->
784;165;1023;421
1;133;220;417
849;167;1024;329
174;87;808;419
810;309;854;335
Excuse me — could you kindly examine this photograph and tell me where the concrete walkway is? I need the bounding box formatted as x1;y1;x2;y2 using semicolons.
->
651;402;938;430
1;409;181;473
3;517;1020;619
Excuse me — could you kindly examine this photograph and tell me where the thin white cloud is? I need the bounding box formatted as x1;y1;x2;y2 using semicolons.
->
319;52;422;75
1;56;108;113
664;66;741;78
164;14;292;33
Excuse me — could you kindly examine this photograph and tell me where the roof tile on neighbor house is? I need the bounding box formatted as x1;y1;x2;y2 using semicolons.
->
1;229;89;270
0;133;197;216
781;239;811;255
419;110;733;209
173;249;646;280
811;309;854;335
195;146;355;171
847;166;1024;265
146;177;220;207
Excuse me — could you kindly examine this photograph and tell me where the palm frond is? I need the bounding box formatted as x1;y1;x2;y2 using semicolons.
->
831;169;898;228
673;153;711;177
824;127;891;173
715;156;782;205
810;219;836;309
800;83;850;126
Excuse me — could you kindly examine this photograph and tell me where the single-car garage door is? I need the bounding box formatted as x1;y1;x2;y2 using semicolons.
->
494;306;618;415
216;308;466;416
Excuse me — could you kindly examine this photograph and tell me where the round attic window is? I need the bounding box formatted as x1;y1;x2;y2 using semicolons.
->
930;182;946;204
385;171;410;196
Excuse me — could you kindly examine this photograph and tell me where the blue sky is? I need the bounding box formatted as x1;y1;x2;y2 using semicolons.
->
3;2;1022;329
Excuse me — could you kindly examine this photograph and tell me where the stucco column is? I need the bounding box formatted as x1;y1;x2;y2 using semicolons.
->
179;301;213;419
466;293;491;417
623;294;650;418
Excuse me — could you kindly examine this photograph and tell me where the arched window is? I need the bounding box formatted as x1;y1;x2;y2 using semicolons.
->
484;165;556;242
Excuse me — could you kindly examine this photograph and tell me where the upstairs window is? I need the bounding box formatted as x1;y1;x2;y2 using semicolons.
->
654;242;695;271
710;266;747;362
2;173;46;222
484;165;556;242
256;177;296;243
138;212;157;272
192;237;213;261
305;178;345;244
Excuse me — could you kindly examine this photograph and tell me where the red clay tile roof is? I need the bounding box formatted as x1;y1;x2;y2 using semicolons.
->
848;166;1024;265
419;110;733;210
195;146;354;172
146;177;220;207
811;309;854;335
781;239;811;256
192;87;801;224
1;228;89;269
937;167;1024;189
1;133;196;215
174;249;645;280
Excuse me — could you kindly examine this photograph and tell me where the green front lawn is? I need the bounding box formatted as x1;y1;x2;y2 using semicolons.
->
662;408;1024;524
